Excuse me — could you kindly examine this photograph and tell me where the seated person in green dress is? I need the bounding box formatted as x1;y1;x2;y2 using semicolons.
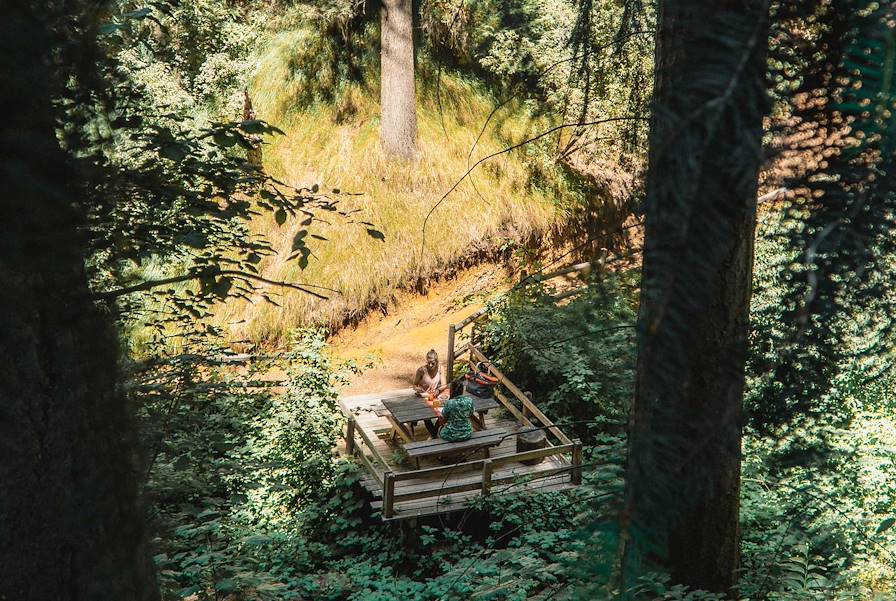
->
439;390;474;442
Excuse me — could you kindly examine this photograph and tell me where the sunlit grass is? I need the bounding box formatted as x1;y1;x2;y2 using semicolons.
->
215;25;592;344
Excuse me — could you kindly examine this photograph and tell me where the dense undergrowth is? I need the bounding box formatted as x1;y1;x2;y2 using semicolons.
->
474;230;896;598
138;328;617;600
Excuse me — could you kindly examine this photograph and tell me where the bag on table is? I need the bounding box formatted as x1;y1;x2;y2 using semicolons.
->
464;362;499;398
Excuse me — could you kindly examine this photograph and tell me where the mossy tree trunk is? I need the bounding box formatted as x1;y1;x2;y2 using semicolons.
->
380;0;418;159
0;3;158;599
621;0;770;594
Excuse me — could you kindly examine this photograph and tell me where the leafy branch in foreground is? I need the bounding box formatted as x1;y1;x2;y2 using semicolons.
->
58;2;384;337
92;268;340;302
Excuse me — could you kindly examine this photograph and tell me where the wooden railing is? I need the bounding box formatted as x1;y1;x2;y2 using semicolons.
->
381;441;581;518
337;399;390;491
389;342;582;518
468;345;572;446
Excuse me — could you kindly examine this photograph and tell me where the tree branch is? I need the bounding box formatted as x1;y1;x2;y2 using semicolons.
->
467;30;655;166
92;269;339;301
421;115;649;254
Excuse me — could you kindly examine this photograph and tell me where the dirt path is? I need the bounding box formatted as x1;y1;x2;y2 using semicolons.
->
330;263;510;395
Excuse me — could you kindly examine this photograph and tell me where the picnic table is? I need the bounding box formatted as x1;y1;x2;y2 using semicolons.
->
378;393;499;443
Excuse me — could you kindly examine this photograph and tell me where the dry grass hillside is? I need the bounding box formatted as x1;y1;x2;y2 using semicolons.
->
215;25;625;345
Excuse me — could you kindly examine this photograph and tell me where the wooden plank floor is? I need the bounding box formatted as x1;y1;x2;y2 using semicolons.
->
340;389;577;520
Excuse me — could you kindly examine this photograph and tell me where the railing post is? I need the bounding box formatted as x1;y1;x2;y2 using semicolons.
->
571;439;582;485
345;416;356;455
523;391;533;421
482;459;494;496
447;324;456;383
383;471;395;518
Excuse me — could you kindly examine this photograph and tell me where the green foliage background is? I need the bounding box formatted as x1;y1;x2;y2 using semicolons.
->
80;0;896;599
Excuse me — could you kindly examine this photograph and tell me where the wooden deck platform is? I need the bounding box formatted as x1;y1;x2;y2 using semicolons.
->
339;349;582;521
336;267;597;521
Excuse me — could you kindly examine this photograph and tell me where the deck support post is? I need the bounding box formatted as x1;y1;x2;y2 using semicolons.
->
345;416;356;455
447;324;456;383
571;439;583;485
482;459;494;496
383;471;395;518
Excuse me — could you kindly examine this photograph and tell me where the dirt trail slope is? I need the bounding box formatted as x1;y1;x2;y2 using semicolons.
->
330;264;510;395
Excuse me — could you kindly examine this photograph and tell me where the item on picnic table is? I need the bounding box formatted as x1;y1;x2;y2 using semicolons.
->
424;387;446;410
464;363;499;398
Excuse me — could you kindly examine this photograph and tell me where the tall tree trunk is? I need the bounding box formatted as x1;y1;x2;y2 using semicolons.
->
380;0;418;159
0;4;158;599
621;0;770;594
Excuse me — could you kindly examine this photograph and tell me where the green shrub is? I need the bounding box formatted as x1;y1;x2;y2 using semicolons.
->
477;272;638;441
141;329;365;598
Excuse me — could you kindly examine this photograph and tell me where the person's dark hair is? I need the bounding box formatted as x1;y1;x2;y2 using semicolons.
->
449;378;464;399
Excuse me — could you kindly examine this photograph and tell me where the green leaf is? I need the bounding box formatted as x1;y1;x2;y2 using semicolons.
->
240;119;265;134
234;134;255;150
160;144;187;162
112;115;142;128
123;7;152;18
213;132;237;148
98;22;125;35
215;579;236;594
366;228;386;242
876;517;895;534
243;534;272;546
181;232;205;249
274;209;287;226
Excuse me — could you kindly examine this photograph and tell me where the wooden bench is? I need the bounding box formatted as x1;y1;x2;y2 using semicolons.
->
403;428;508;469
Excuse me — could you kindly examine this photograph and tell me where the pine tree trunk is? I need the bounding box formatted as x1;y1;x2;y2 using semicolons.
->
621;0;770;594
380;0;418;159
0;4;158;599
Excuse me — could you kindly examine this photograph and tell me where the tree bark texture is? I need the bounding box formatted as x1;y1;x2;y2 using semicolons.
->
622;0;770;594
0;4;158;599
380;0;418;158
